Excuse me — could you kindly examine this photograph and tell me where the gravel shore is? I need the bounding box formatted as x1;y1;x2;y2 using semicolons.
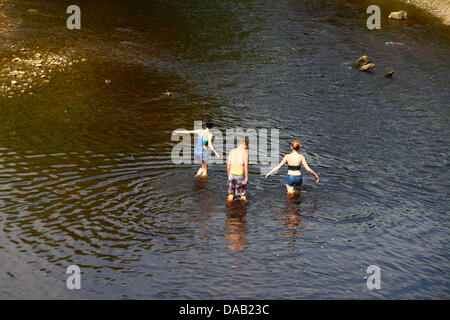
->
0;2;82;98
399;0;450;24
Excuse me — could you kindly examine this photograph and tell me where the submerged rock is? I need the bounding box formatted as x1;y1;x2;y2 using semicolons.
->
389;11;407;20
1;45;86;97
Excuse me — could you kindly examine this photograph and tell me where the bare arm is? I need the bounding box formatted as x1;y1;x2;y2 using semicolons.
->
265;155;288;179
208;133;220;158
302;156;319;183
227;150;232;176
243;149;249;184
173;129;199;135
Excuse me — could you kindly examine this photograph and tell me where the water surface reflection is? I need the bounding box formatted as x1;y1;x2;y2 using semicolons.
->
225;201;248;252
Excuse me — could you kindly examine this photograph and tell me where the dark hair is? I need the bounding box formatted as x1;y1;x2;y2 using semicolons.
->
205;121;214;129
239;137;249;147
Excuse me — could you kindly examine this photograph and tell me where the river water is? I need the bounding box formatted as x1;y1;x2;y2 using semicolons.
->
0;0;449;299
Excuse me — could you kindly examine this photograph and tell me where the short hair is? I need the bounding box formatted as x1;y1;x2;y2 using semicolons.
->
239;137;249;147
205;121;214;129
291;140;301;151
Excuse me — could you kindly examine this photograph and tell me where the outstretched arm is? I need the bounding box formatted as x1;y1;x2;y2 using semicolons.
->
173;129;199;135
302;156;319;183
265;156;287;179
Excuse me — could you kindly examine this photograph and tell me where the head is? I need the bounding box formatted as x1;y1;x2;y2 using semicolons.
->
204;121;214;129
239;137;249;148
291;140;301;152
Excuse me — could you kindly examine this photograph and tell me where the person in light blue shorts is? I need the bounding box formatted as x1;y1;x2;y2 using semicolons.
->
174;121;220;176
265;140;319;195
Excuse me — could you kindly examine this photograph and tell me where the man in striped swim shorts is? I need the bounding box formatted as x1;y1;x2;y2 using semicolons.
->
227;138;249;201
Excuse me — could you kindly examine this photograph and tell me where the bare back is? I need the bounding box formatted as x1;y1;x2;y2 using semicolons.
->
286;152;304;175
228;147;248;175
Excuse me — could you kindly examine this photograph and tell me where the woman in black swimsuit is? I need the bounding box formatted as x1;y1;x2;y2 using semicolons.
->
265;140;319;195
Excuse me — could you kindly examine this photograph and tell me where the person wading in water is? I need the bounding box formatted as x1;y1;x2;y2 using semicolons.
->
227;138;249;201
265;140;319;195
174;121;220;177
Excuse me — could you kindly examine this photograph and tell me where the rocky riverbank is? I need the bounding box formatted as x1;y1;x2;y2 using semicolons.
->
0;1;85;98
1;49;85;97
0;0;19;35
398;0;450;24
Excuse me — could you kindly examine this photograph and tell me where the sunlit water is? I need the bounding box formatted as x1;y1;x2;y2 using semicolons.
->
0;0;449;299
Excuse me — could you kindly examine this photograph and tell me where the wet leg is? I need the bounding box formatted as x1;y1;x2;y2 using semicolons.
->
286;184;295;196
195;167;203;176
201;162;208;176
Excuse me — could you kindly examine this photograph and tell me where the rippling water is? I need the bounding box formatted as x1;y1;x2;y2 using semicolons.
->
0;0;449;299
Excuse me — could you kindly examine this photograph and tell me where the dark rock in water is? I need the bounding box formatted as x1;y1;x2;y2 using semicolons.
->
384;70;394;78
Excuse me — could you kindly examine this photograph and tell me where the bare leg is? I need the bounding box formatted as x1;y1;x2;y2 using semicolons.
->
195;167;203;176
286;184;295;196
240;195;247;201
201;162;208;176
228;194;234;202
194;162;208;177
